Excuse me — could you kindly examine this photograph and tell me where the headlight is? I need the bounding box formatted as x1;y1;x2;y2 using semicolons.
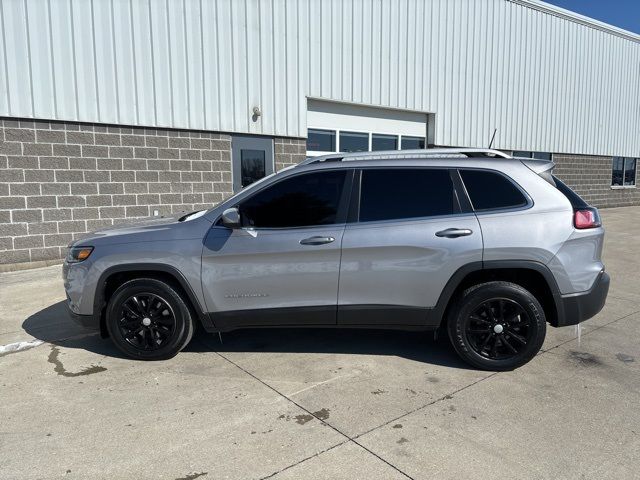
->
67;246;94;263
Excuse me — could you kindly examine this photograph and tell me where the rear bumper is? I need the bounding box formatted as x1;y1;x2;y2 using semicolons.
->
67;302;100;331
556;271;610;327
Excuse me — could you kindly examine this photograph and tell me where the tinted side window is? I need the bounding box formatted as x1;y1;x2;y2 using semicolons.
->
460;170;528;211
239;170;347;228
359;169;455;222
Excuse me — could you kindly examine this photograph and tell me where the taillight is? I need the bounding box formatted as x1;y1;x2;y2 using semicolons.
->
574;208;601;229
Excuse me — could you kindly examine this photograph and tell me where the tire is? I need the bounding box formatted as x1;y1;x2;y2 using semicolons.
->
105;278;195;360
447;281;546;371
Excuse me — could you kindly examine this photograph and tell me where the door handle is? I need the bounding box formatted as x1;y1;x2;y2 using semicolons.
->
435;228;473;238
300;236;335;246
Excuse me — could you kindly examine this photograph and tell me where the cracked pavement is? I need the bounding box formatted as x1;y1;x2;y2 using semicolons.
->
1;206;639;479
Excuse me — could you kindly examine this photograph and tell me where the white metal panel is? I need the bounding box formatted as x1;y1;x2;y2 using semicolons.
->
71;0;98;121
49;0;77;120
0;0;638;157
307;99;427;137
3;0;33;117
0;2;10;114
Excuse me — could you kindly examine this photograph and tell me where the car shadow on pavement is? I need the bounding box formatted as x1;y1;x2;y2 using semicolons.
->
187;327;469;369
23;301;468;368
21;301;127;358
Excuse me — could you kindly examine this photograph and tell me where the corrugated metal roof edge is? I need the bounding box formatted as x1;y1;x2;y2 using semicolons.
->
508;0;640;43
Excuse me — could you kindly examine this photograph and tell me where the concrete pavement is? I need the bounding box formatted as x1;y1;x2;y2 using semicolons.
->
1;207;639;479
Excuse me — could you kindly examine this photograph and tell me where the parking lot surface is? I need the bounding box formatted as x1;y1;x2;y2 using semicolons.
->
1;207;639;480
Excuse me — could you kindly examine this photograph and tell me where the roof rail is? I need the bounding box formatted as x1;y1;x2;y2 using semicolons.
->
298;148;512;166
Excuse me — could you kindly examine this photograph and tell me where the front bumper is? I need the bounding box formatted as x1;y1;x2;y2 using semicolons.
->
556;271;610;327
67;302;100;331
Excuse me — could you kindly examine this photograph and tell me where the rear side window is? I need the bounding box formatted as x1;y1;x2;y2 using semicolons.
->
359;169;455;222
460;169;528;211
239;170;347;228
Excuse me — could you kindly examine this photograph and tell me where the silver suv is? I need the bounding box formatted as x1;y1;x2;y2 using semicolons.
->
63;148;609;370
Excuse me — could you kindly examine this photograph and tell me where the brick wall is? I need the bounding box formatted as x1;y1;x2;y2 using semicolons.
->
0;117;306;268
275;137;307;170
553;154;640;208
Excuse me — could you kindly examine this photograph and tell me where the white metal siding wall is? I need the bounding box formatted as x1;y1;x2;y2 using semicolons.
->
0;0;638;157
0;0;308;137
303;0;640;157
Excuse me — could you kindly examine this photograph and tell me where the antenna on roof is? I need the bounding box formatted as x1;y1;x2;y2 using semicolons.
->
488;128;497;149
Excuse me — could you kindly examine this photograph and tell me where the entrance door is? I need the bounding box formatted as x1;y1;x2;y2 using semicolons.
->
232;135;274;193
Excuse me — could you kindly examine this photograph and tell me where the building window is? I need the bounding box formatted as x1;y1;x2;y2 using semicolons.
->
307;128;426;155
371;134;398;151
307;129;336;152
401;136;426;150
240;149;266;188
339;131;369;152
612;157;637;187
512;151;552;160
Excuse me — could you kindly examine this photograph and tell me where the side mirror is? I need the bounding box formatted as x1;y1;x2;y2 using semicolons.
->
221;207;241;229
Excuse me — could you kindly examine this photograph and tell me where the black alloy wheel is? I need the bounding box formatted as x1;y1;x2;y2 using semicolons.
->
464;298;531;360
118;293;177;351
106;278;195;360
447;281;546;371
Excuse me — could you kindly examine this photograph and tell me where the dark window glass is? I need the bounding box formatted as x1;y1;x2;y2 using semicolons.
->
532;152;552;160
340;131;368;152
513;151;551;160
240;149;266;188
460;170;528;211
307;129;336;152
401;136;426;150
512;151;532;158
371;134;398;151
624;158;637;186
359;169;455;222
612;157;624;186
239;170;347;228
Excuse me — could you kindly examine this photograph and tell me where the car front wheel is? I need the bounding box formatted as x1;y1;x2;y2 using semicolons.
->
447;281;546;371
105;278;195;360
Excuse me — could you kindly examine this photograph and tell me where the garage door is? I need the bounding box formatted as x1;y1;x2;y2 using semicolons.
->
306;99;428;156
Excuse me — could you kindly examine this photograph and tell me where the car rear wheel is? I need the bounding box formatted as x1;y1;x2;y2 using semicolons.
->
447;281;546;371
105;278;195;360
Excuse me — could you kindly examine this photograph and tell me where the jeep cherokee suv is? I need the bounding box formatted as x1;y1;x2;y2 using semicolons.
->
63;148;609;370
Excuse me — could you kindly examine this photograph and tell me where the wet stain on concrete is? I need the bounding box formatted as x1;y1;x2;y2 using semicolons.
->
616;353;635;363
175;472;207;480
568;350;603;367
392;424;403;429
48;346;107;377
282;408;330;425
313;408;330;421
427;377;440;383
294;414;314;425
371;389;386;395
397;437;409;445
